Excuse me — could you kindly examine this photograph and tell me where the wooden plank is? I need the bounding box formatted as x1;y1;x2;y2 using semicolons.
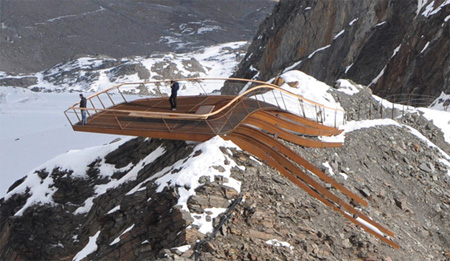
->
195;105;215;114
128;111;208;120
243;116;342;148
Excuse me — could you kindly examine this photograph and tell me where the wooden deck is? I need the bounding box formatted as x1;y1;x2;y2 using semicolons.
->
74;96;233;141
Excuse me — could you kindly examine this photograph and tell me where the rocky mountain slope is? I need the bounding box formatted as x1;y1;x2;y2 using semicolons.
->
0;0;276;73
233;0;450;103
1;77;449;260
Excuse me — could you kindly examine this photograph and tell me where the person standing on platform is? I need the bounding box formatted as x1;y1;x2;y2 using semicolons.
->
169;80;179;111
79;94;87;125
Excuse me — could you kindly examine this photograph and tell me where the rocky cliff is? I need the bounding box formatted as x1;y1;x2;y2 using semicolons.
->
233;0;450;103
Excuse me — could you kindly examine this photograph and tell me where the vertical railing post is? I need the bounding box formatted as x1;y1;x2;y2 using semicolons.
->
391;102;394;119
118;86;128;103
272;89;281;108
314;105;319;123
300;101;306;118
84;98;94;116
334;109;337;128
97;95;106;109
380;101;383;119
358;103;361;121
73;108;81;122
279;90;288;111
106;91;116;106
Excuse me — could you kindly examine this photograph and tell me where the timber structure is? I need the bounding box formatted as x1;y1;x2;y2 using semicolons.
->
64;78;398;248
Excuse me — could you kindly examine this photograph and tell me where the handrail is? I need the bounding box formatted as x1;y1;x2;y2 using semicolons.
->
64;78;345;128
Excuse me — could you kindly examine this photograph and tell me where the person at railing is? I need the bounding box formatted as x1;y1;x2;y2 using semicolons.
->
79;94;87;125
169;80;179;111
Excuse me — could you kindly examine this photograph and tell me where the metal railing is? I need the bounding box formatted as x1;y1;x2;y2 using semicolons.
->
64;78;346;136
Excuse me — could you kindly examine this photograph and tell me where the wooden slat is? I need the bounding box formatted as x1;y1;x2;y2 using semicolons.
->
250;111;338;136
195;105;215;114
269;110;343;133
243;116;342;148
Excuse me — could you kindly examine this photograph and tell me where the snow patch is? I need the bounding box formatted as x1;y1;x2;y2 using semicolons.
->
73;231;101;261
308;45;331;59
266;239;294;251
335;79;363;95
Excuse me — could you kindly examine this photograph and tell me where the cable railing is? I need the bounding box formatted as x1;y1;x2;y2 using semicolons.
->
385;93;437;107
64;78;346;136
345;93;442;122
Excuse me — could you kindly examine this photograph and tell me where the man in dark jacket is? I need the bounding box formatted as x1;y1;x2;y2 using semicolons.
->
79;94;87;125
169;80;179;111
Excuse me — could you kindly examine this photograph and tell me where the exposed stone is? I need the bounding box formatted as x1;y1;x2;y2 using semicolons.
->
232;0;449;103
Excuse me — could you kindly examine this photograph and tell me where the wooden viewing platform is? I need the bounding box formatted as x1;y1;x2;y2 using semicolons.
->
64;78;398;248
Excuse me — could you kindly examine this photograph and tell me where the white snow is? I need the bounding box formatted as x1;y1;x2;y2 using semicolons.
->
276;70;345;127
335;79;363;95
345;63;353;74
349;18;358;26
171;244;191;253
392;44;402;58
422;0;450;17
107;205;120;214
283;60;302;72
308;45;331;59
127;136;241;212
322;161;335;176
369;45;401;87
73;230;101;261
192;207;228;234
110;224;135;246
417;0;428;15
266;239;294;251
420;41;430;53
333;29;345;40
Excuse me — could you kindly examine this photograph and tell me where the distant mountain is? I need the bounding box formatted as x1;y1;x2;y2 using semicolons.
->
0;0;277;73
0;42;248;92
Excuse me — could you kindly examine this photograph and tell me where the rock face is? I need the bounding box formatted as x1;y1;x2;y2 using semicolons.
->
1;82;450;260
233;0;450;103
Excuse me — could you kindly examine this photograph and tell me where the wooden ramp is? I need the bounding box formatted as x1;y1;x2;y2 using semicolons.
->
65;78;398;248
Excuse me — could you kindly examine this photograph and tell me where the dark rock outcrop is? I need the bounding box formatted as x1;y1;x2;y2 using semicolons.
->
233;0;449;103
